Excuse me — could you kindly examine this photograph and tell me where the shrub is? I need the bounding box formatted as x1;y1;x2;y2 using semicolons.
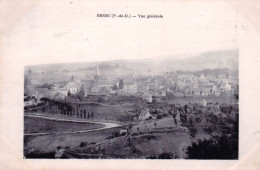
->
25;151;56;159
79;142;88;147
186;135;238;159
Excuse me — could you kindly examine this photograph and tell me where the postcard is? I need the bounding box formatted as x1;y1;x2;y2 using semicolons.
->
0;0;260;169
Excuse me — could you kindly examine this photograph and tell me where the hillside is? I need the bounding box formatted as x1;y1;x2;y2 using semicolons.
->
160;49;238;71
25;49;239;76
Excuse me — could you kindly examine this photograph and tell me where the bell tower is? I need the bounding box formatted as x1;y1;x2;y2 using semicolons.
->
96;63;100;77
94;63;100;85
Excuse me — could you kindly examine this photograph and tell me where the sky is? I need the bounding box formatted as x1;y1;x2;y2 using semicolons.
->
5;0;239;65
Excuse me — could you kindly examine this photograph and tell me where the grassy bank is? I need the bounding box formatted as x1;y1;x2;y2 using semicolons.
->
24;116;104;134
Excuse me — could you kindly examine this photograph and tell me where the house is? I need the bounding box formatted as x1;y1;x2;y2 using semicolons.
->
124;82;138;94
219;82;231;93
174;92;184;97
64;81;82;94
31;80;39;85
142;93;152;103
199;85;217;95
214;91;221;96
199;73;206;80
176;81;186;90
214;103;220;109
159;90;166;97
139;109;152;121
120;129;127;135
231;85;239;95
193;88;203;96
200;98;207;107
24;98;37;107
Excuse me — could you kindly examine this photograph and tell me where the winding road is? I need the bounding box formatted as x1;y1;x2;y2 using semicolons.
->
24;114;123;136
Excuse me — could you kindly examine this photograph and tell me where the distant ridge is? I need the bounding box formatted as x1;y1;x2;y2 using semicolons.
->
160;49;238;71
25;49;239;75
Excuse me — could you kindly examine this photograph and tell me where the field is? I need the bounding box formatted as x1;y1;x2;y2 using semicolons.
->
24;117;104;134
131;132;191;158
131;117;179;133
24;127;122;154
170;95;238;105
85;104;135;122
72;131;192;159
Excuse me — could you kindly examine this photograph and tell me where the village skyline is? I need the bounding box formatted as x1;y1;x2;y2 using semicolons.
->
24;48;239;159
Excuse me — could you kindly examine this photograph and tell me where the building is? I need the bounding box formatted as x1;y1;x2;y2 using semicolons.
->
87;63;114;93
57;87;68;97
124;82;138;94
219;82;231;93
198;84;217;96
200;98;207;107
24;97;37;107
142;93;152;103
64;81;82;94
139;109;151;121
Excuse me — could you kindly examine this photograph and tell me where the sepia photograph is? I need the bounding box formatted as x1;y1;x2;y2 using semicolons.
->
1;0;260;169
24;49;239;159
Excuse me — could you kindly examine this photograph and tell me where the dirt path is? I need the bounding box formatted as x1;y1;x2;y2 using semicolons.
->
24;114;123;136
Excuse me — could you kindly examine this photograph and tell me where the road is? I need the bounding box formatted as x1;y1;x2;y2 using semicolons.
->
24;114;123;136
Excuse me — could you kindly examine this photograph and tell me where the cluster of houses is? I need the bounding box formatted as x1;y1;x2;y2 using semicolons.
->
114;71;237;98
165;73;237;97
136;97;223;122
24;63;238;109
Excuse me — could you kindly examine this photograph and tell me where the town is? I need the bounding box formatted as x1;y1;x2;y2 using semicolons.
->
24;51;239;159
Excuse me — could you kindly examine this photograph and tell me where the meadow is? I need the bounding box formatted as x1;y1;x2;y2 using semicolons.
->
24;116;104;134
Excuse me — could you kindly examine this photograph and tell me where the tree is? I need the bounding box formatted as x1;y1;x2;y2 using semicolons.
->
180;113;187;125
98;97;104;103
174;117;177;126
39;83;53;89
40;97;50;103
119;79;124;89
186;136;238;159
184;105;188;114
112;85;118;91
166;91;174;101
158;152;174;159
78;85;85;101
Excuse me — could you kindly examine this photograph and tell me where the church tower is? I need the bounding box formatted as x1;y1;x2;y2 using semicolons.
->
94;63;100;80
96;63;100;77
94;63;100;86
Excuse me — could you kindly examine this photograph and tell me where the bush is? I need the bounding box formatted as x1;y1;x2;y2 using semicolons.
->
79;142;88;147
146;152;178;159
114;132;120;138
120;132;127;136
25;151;56;159
186;135;238;159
